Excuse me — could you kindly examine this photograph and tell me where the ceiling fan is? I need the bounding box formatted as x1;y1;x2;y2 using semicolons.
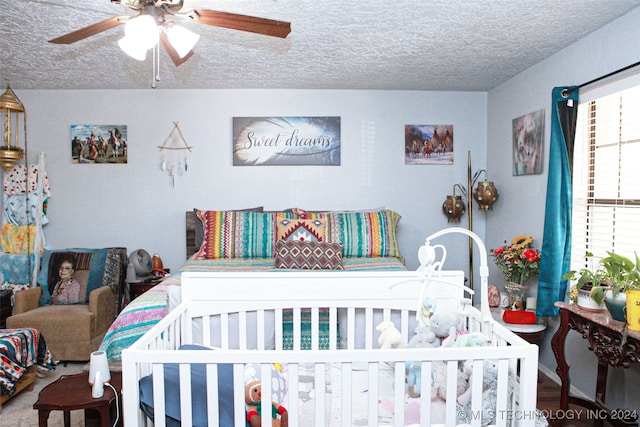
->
48;0;291;67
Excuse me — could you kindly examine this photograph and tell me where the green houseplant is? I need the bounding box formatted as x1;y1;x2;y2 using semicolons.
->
563;252;609;312
564;251;640;319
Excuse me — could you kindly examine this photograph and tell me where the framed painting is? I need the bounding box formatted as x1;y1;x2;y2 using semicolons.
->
70;125;127;164
512;109;544;175
404;125;454;165
233;117;341;166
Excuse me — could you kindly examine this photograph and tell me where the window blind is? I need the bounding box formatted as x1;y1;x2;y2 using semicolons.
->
570;84;640;270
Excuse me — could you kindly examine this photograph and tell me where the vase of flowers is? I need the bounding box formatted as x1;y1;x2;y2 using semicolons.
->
491;235;542;307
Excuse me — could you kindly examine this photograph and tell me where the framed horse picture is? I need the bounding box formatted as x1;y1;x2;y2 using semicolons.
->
70;125;128;164
404;124;454;165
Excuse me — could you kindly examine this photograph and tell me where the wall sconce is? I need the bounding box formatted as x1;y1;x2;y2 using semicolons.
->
0;81;26;172
441;151;500;290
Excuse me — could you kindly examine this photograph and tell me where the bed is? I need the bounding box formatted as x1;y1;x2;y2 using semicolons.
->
121;228;540;427
99;208;407;360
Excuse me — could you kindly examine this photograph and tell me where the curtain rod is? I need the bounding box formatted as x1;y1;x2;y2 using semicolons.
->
565;59;640;94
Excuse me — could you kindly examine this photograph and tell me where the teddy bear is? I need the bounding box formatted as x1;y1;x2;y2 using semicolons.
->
245;380;288;427
406;310;466;398
376;320;404;349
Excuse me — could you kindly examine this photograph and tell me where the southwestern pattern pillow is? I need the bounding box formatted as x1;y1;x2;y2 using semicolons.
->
276;218;326;242
193;210;277;259
275;240;343;270
288;209;402;260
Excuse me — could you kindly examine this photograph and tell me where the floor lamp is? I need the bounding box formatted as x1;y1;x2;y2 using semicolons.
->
441;151;499;291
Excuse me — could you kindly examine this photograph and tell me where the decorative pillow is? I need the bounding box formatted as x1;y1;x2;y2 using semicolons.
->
276;218;326;242
275;240;344;270
193;210;276;259
193;207;264;250
46;251;92;305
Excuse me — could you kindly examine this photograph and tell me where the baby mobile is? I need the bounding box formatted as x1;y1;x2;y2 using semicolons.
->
158;121;192;186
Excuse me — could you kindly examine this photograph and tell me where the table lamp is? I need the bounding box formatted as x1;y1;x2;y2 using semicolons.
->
89;351;111;398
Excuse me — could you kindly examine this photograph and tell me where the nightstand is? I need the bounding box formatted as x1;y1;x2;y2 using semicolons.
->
489;306;547;345
128;280;161;301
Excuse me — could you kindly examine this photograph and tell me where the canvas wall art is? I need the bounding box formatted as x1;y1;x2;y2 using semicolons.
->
512;109;544;175
71;125;127;164
233;117;341;166
404;125;454;165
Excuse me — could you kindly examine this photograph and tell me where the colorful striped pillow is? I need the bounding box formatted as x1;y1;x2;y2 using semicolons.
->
193;210;277;259
292;209;402;259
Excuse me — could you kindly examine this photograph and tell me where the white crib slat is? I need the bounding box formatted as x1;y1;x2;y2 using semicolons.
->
341;362;352;427
288;363;299;427
469;359;484;427
205;364;220;427
444;360;459;426
393;361;405;427
314;363;326;425
178;363;193;426
151;364;167;427
260;364;273;427
419;361;432;427
233;364;246;427
496;359;510;427
367;362;379;427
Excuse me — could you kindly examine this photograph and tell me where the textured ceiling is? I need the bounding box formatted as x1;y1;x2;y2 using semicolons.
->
2;0;640;91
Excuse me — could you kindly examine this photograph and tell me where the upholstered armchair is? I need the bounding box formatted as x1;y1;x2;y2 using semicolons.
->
6;247;126;361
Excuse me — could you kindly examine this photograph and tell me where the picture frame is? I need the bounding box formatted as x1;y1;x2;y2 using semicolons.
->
404;125;454;165
512;109;544;175
233;117;341;166
70;125;128;164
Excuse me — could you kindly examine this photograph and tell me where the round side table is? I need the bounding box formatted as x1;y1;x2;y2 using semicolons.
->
489;306;547;345
33;371;122;427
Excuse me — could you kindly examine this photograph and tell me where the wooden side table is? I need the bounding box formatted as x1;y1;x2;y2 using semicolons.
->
33;371;122;427
551;302;639;426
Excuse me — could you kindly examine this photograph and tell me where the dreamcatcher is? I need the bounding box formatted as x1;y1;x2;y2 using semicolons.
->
158;121;192;186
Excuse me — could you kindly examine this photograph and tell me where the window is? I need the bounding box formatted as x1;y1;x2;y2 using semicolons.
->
570;84;640;269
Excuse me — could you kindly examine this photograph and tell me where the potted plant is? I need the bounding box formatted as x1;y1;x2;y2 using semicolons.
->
592;252;640;321
562;252;608;312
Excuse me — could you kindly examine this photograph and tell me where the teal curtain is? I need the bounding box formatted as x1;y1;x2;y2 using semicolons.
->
537;86;579;316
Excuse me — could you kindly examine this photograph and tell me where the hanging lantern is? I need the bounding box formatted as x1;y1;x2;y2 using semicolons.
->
0;81;26;171
473;180;499;210
442;184;466;223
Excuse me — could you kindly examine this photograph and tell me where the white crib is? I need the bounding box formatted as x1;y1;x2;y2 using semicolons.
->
122;268;539;427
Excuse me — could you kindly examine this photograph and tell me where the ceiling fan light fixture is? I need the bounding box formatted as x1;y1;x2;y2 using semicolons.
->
165;23;200;58
118;36;147;61
124;14;159;50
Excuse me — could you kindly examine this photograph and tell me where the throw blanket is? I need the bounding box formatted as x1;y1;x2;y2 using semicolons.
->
0;328;55;396
100;257;407;360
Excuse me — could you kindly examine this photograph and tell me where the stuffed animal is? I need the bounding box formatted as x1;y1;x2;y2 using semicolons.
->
244;364;288;427
377;320;404;349
245;380;288;427
456;360;508;426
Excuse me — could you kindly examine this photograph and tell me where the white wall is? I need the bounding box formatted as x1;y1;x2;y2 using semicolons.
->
16;89;487;276
487;6;640;410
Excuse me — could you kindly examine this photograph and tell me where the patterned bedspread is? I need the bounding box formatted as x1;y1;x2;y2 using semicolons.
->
99;257;407;360
0;328;55;396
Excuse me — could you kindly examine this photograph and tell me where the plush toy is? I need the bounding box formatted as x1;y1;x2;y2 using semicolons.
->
245;380;288;427
377;320;404;349
452;331;490;348
244;364;288;427
456;360;509;426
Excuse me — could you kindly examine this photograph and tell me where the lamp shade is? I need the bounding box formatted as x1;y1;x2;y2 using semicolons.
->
473;181;499;210
118;35;148;61
166;23;200;58
124;14;159;50
88;351;111;385
442;195;465;223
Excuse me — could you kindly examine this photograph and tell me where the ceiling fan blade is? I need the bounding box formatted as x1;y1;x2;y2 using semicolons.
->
159;32;194;67
190;10;291;39
48;16;128;44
